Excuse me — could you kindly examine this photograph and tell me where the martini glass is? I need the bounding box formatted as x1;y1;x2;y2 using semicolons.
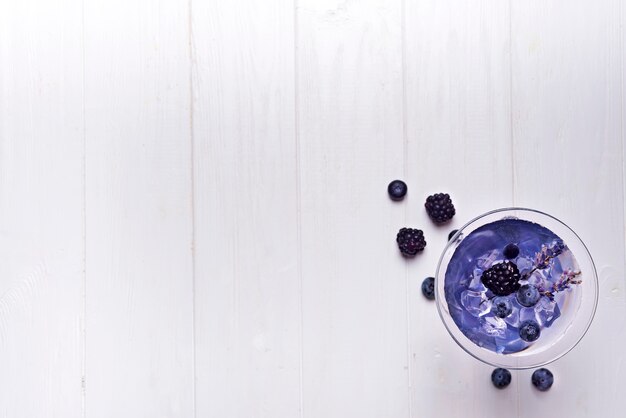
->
435;208;598;369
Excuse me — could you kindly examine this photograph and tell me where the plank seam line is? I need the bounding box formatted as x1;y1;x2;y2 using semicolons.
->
620;0;625;296
401;1;412;416
294;0;304;416
509;0;516;207
81;0;87;416
188;0;198;415
508;3;520;415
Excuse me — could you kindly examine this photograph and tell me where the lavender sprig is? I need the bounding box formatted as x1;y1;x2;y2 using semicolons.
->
522;240;566;279
539;269;582;300
534;240;566;270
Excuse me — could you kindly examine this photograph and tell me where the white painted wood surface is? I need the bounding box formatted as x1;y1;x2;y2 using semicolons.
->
192;0;300;416
83;0;194;416
0;0;624;417
0;1;84;416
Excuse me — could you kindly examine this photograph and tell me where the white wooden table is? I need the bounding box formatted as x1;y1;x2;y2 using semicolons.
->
0;0;624;417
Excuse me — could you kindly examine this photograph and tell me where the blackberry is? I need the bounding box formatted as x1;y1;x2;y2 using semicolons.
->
424;193;455;224
396;228;426;257
491;368;512;389
387;180;408;201
480;261;521;296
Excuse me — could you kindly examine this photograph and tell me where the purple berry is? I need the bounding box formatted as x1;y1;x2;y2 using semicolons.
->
492;296;513;318
503;243;519;259
531;368;554;391
491;368;512;389
396;228;426;257
424;193;455;224
421;277;435;300
516;284;541;307
519;320;541;342
481;261;521;296
387;180;408;201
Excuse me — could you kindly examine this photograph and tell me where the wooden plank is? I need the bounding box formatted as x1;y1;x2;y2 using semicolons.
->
511;1;625;416
404;0;514;416
296;1;408;416
0;1;84;416
191;0;301;416
83;0;194;415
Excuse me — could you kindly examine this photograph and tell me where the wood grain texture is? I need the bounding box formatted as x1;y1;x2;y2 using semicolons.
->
83;0;194;416
512;1;626;416
297;1;408;416
0;1;84;416
0;0;624;416
404;1;515;417
191;0;301;416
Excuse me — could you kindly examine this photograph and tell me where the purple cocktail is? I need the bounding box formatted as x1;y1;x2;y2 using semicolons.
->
436;208;598;369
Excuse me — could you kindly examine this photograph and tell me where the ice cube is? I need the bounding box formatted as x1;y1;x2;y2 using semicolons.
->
460;290;491;317
468;268;485;291
503;296;523;328
534;296;561;328
503;304;521;328
481;316;507;338
446;289;463;312
519;307;536;323
516;257;533;274
526;272;547;289
477;249;500;269
556;248;578;271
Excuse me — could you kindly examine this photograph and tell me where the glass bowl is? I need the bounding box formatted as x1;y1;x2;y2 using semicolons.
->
435;208;598;369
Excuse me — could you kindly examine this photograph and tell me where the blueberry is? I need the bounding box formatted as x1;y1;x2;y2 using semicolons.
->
421;277;435;300
503;243;520;259
448;229;459;241
531;368;554;391
491;368;512;389
492;296;513;318
387;180;408;201
516;284;541;307
519;320;541;342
